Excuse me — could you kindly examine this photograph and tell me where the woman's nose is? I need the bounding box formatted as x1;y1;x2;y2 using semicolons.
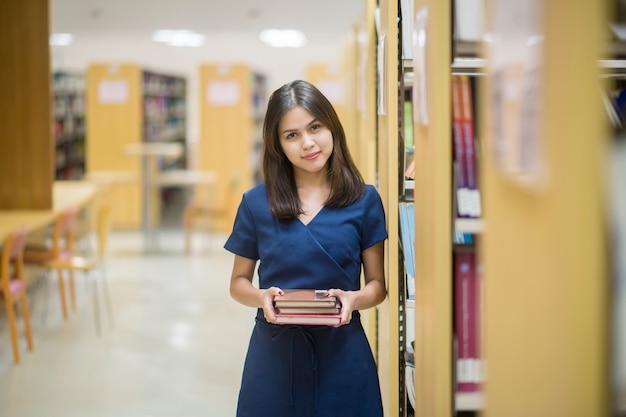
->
302;133;314;148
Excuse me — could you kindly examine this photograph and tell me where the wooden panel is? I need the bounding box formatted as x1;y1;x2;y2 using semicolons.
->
411;0;453;416
0;0;52;209
86;63;142;228
482;1;608;416
198;64;254;232
377;0;400;414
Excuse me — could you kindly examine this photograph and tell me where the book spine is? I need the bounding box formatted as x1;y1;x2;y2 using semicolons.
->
459;75;477;190
452;75;468;190
454;250;479;392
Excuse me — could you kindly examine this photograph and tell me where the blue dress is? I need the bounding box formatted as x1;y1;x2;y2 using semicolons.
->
224;183;387;417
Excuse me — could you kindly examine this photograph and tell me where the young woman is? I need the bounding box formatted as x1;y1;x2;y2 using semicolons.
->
225;79;387;417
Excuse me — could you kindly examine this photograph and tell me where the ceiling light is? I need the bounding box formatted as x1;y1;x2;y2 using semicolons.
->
151;30;205;47
50;33;74;46
259;29;307;48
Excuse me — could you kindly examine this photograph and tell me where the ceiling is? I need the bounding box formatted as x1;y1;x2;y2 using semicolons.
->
50;0;366;49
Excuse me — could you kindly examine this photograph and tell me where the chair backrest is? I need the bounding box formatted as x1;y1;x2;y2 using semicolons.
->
51;207;81;256
1;227;29;291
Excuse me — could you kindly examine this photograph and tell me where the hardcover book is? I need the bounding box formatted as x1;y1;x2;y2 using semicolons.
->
275;306;341;315
273;289;339;308
274;313;342;326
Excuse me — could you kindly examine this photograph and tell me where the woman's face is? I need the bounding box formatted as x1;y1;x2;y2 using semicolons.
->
278;106;333;176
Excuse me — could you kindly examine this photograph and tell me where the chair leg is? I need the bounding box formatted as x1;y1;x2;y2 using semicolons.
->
100;267;115;329
57;269;69;320
19;292;34;351
68;268;76;311
5;299;20;364
184;206;194;254
90;272;102;337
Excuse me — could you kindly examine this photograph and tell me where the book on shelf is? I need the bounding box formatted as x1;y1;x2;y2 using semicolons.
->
274;313;342;326
454;250;482;393
273;289;339;308
452;75;468;190
452;74;481;218
399;202;416;300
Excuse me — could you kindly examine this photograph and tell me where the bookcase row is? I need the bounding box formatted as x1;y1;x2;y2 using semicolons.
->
374;0;610;416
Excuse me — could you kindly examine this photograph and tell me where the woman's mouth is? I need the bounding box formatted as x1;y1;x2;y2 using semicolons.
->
303;152;320;160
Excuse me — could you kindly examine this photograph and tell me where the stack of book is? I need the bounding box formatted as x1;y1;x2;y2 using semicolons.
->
273;289;342;326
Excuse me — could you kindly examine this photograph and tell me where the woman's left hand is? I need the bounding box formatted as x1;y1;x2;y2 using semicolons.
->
326;289;356;326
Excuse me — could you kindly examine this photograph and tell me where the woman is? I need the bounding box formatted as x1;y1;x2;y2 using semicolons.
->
225;80;387;417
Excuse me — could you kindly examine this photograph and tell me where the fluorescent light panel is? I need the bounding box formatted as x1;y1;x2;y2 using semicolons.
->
259;29;307;48
152;30;205;47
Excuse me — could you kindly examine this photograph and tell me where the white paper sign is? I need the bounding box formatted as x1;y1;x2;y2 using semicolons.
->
412;7;429;125
207;81;240;106
317;80;345;105
377;35;386;115
98;80;128;104
487;0;546;188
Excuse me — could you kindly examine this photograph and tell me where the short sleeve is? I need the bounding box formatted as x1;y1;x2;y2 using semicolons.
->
361;185;388;250
224;195;259;260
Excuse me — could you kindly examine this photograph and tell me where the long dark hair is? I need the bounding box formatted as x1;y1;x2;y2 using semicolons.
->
262;80;365;220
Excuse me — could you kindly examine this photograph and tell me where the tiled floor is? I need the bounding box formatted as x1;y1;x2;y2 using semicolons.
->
0;229;254;417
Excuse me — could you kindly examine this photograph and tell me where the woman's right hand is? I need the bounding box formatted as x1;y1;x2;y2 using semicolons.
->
261;286;283;323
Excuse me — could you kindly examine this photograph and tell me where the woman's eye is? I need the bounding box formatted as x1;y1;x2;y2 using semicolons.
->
311;124;322;131
286;132;297;139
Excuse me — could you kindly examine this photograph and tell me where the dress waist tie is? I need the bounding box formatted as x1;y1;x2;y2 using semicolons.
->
257;319;319;412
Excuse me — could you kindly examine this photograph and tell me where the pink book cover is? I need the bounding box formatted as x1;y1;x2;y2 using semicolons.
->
274;313;342;326
454;250;479;392
452;75;468;190
459;75;478;191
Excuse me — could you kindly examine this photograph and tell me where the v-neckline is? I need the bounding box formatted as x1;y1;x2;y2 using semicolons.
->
298;205;325;227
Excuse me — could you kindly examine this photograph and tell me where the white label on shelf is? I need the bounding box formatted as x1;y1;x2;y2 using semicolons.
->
98;79;128;104
457;188;482;217
207;81;240;106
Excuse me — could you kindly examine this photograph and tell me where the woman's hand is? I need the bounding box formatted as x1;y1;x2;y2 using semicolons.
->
261;286;283;323
326;289;357;326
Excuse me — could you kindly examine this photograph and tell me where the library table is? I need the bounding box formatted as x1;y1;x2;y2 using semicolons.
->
154;169;218;251
124;142;184;253
0;180;101;243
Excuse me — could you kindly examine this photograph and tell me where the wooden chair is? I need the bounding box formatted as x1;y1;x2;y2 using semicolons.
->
58;203;115;336
1;227;34;363
23;207;81;320
24;203;114;335
183;184;234;254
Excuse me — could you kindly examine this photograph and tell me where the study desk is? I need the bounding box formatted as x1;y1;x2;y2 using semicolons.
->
124;142;184;252
153;169;218;251
0;181;101;243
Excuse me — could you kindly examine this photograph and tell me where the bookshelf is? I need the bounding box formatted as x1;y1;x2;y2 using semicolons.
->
388;0;610;416
480;0;608;415
52;71;86;180
86;63;187;229
375;1;489;414
196;63;267;232
375;0;402;415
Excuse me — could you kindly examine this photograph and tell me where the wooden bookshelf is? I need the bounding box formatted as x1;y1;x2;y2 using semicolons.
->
53;71;86;180
0;1;53;209
86;63;187;229
376;0;402;415
480;0;608;416
197;63;267;232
